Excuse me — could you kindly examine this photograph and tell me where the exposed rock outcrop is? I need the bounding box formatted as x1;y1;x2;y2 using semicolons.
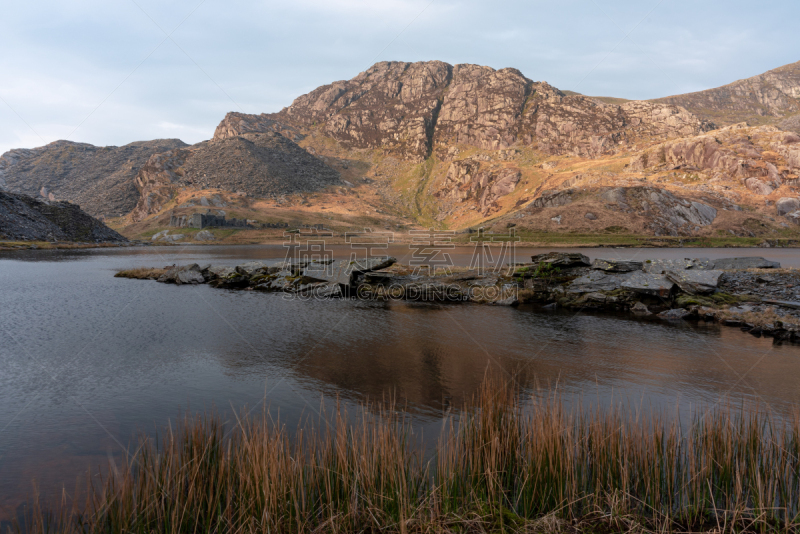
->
628;124;799;196
131;132;340;221
655;60;800;129
0;190;127;242
221;61;708;162
0;139;187;217
435;158;521;214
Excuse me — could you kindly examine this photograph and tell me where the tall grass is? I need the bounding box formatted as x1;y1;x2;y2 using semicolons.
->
19;378;800;533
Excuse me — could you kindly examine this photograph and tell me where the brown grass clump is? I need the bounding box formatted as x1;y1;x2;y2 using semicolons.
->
113;267;166;280
18;377;800;534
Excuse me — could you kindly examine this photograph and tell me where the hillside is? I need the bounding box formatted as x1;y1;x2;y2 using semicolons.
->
0;139;187;217
129;131;341;221
0;190;127;242
654;60;800;131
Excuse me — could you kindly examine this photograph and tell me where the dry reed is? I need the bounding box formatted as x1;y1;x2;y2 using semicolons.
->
18;377;800;533
114;267;167;280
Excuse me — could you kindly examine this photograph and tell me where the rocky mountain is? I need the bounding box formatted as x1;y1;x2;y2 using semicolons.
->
2;59;800;244
0;190;127;242
0;139;187;217
655;60;800;131
224;61;710;162
130;131;341;221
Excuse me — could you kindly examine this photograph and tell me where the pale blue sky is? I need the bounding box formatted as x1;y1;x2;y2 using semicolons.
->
1;0;798;154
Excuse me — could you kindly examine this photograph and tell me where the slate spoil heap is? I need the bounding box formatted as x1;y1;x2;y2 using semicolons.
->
123;252;800;344
0;190;127;242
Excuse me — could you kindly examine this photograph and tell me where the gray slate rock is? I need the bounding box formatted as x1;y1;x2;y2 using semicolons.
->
159;263;205;285
194;230;215;241
491;296;519;306
568;271;625;293
776;197;800;216
710;257;781;270
762;299;800;310
531;252;591;268
621;272;674;297
658;308;690;320
665;269;723;295
236;261;270;276
592;258;643;272
643;258;711;273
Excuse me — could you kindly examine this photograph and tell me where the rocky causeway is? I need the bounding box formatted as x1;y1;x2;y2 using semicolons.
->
121;251;800;344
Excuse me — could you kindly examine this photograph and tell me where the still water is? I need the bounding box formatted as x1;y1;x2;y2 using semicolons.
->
1;245;799;519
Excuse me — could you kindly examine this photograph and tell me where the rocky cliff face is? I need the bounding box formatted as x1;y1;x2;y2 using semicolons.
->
0;139;187;217
280;61;453;160
655;60;800;130
131;131;341;221
435;159;521;215
629;124;800;197
217;61;708;162
0;190;127;242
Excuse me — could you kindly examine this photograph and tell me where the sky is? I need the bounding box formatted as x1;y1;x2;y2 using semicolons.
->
1;0;799;155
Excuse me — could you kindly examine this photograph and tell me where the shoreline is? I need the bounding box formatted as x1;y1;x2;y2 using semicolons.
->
6;238;800;251
117;252;800;344
16;376;800;534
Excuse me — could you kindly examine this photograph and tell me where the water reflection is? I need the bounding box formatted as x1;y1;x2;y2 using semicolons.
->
0;246;799;520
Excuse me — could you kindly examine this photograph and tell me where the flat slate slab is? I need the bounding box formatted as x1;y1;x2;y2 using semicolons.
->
568;271;626;293
665;269;723;295
592;258;643;272
762;299;800;310
710;257;781;270
620;272;675;297
643;258;711;274
531;252;591;268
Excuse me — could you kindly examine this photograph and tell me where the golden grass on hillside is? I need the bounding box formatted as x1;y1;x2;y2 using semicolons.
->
114;267;166;280
18;376;800;533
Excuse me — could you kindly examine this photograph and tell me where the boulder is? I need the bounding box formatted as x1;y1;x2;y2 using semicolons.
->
176;267;205;285
531;252;591;268
709;257;780;270
194;230;215;241
491;296;519;306
235;261;270;276
252;271;295;291
584;212;597;220
568;271;626;293
658;308;690;320
592;258;643;272
621;272;674;297
776;197;800;216
151;230;169;242
631;302;651;315
665;269;723;295
158;263;205;285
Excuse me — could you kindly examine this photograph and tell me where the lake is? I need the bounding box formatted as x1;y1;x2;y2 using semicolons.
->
1;244;799;520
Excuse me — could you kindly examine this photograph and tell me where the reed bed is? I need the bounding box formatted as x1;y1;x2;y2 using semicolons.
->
113;267;166;280
21;378;800;533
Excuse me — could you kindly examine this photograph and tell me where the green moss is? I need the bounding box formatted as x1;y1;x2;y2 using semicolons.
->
676;295;715;308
